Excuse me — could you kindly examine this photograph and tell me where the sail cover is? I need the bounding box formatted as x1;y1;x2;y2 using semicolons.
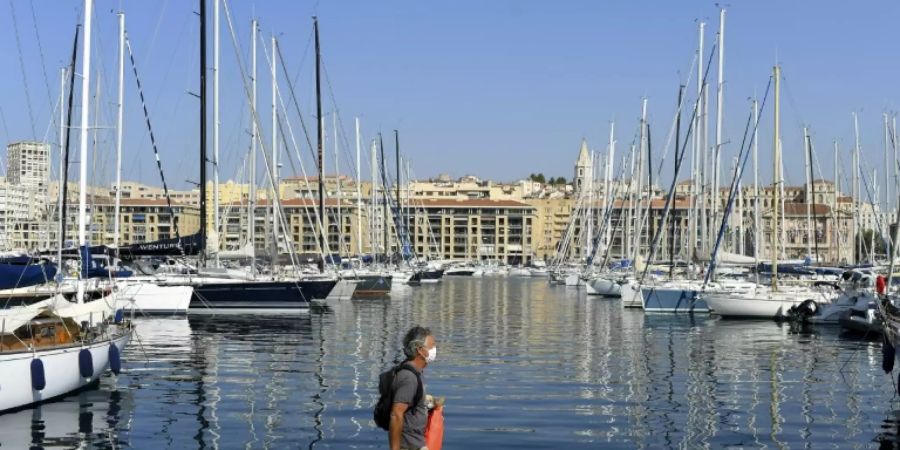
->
0;259;57;290
118;232;203;258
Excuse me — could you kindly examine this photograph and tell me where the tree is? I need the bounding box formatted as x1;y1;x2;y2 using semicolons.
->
856;229;887;259
529;173;546;184
556;176;567;185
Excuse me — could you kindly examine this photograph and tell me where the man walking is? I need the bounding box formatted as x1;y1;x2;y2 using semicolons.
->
390;326;436;450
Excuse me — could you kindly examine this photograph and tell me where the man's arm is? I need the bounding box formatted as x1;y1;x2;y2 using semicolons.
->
389;402;409;450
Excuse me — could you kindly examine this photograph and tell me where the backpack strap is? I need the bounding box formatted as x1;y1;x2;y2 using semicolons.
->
396;363;424;413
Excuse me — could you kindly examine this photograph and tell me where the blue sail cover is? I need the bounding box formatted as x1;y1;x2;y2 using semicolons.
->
0;258;57;290
80;246;133;279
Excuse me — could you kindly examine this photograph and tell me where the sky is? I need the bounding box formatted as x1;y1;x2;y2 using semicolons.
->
1;0;899;203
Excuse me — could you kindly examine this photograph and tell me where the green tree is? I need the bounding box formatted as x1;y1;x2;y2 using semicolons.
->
856;229;887;259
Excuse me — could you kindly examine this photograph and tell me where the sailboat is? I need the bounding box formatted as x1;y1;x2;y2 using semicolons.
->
177;2;342;312
703;66;829;319
0;0;133;413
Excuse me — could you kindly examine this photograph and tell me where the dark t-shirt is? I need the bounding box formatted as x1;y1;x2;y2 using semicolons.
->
392;364;427;449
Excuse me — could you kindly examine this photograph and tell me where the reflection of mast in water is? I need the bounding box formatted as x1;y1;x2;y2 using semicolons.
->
660;318;680;447
348;306;366;437
622;309;651;444
768;349;785;447
683;317;717;447
308;312;328;449
190;320;222;449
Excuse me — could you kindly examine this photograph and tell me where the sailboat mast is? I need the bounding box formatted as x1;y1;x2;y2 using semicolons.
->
853;112;860;265
772;65;781;290
78;7;95;247
670;85;683;278
833;140;839;264
199;0;208;267
803;127;812;259
625;143;635;258
808;134;820;263
379;134;389;258
752;99;760;282
59;26;79;264
314;17;325;270
57;67;66;259
76;0;94;294
371;139;377;256
885;113;892;252
114;12;125;251
249;18;257;263
406;159;411;241
356;117;363;256
586;151;594;260
696;22;706;257
713;9;725;253
334;112;342;255
634;99;647;258
212;0;220;266
395;130;402;259
605;121;615;253
271;36;279;263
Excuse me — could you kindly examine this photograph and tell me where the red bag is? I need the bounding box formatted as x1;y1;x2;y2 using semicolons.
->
424;404;444;450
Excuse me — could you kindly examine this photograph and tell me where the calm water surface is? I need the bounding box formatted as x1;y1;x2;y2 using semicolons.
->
3;278;900;449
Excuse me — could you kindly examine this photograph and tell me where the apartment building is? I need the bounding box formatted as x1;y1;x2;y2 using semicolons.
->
403;199;534;264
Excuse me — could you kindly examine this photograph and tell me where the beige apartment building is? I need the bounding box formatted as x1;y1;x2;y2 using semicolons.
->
48;197;200;248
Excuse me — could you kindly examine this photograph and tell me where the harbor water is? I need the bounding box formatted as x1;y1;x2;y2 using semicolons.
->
4;277;900;449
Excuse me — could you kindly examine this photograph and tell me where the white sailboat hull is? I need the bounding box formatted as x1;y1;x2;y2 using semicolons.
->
704;292;804;319
116;282;192;315
0;330;132;413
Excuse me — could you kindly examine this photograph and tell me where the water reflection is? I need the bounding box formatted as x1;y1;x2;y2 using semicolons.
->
0;379;130;449
3;278;900;448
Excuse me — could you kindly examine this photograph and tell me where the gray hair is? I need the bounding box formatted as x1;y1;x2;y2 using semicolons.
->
402;326;432;358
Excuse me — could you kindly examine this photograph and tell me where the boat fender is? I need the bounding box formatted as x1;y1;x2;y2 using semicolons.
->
30;359;46;391
798;299;818;317
114;309;125;324
109;344;122;375
787;299;818;323
883;336;896;374
79;349;94;379
877;275;887;295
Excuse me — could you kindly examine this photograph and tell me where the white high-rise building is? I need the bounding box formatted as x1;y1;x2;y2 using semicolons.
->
0;178;31;249
2;141;52;250
8;141;50;190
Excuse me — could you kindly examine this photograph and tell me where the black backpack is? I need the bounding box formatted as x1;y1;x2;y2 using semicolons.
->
374;363;423;430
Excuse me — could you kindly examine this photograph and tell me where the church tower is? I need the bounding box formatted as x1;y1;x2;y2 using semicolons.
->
574;139;592;191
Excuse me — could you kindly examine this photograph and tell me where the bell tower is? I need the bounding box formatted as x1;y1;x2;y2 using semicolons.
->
574;139;592;191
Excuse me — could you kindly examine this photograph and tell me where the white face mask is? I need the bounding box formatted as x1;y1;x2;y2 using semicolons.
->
425;346;437;363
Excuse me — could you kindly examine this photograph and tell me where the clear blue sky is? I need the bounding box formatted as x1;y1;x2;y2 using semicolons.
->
1;0;899;200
